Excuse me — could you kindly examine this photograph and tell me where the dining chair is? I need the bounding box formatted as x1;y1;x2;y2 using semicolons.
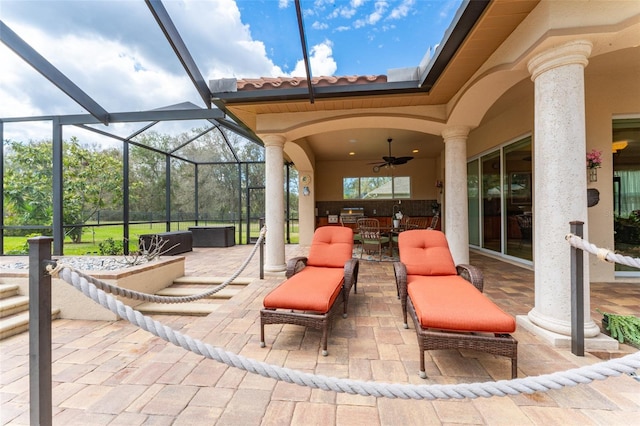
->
357;218;389;261
427;212;440;230
406;217;430;230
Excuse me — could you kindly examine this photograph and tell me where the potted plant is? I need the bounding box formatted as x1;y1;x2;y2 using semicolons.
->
393;207;403;229
586;149;602;182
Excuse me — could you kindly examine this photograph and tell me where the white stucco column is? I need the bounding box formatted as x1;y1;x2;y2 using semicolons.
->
263;134;287;273
525;40;600;339
442;125;471;265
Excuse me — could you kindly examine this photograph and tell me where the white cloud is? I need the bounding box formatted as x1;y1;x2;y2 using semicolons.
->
290;40;337;77
388;0;415;20
312;21;329;30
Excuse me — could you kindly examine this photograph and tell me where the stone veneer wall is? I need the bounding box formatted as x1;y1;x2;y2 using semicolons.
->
316;199;439;218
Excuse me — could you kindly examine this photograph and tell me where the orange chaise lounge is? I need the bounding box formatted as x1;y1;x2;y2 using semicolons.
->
393;230;518;379
260;226;360;356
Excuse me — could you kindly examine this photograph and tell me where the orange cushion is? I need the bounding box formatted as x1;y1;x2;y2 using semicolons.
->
398;230;457;276
263;266;344;313
407;275;515;333
307;226;354;268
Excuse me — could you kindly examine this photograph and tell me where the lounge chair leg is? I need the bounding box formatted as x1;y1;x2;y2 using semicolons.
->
321;325;329;356
419;350;427;378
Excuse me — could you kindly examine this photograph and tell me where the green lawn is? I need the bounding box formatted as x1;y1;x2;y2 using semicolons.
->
3;221;297;255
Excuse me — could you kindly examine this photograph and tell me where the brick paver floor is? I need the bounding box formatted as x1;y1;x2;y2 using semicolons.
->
1;244;639;425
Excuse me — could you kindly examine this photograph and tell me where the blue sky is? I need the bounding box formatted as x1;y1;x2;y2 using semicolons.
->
0;0;462;139
237;0;461;76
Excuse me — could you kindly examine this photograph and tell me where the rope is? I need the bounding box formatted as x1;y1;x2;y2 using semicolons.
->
565;233;640;269
49;227;266;304
53;265;640;400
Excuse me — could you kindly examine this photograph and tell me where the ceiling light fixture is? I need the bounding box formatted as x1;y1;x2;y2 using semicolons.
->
612;140;628;153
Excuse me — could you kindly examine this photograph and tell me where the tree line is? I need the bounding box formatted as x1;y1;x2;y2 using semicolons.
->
2;127;291;243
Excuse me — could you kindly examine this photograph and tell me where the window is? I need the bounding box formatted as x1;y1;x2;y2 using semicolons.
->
343;176;410;199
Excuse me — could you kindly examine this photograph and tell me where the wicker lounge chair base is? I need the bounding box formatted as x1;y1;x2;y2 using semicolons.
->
260;300;346;356
407;297;518;379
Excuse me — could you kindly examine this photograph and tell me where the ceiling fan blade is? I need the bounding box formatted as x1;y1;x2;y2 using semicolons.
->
391;156;414;165
382;156;395;162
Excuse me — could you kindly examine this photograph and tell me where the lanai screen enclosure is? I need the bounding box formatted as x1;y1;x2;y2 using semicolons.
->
0;0;314;255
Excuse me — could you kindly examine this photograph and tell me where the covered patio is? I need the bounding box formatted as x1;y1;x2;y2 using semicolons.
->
1;244;638;424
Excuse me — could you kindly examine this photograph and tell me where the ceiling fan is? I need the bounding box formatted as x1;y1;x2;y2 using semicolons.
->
370;138;414;172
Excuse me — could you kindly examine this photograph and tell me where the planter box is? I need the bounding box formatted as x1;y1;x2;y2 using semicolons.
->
189;226;235;247
139;231;193;255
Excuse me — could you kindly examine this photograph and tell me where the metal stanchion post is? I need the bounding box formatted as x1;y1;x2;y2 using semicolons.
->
570;221;585;356
29;236;54;425
259;218;265;280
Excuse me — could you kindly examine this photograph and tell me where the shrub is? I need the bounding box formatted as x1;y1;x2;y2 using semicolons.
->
98;238;124;255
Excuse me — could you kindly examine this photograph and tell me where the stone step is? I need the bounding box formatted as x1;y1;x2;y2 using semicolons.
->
0;308;61;340
0;295;29;318
135;302;221;316
156;287;240;299
0;284;20;300
172;276;252;286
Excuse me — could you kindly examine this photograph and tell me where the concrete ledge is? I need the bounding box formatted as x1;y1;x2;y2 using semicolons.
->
516;315;619;351
2;257;185;321
173;276;252;285
135;302;220;316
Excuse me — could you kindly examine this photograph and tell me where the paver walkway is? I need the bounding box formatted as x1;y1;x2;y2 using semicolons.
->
1;245;639;425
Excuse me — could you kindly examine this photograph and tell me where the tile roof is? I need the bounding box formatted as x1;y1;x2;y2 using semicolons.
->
236;75;387;91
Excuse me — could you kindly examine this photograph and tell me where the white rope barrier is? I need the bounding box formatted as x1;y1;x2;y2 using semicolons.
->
565;233;640;269
49;227;266;304
51;263;640;400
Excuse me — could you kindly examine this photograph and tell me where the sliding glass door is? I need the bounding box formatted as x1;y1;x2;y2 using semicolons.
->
504;138;533;260
481;152;501;252
469;136;532;262
613;118;640;274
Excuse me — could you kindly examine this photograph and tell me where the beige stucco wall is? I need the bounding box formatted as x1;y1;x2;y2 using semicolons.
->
314;157;438;201
467;79;534;159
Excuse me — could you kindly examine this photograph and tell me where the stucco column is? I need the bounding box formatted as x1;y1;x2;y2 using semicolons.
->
526;40;599;338
263;134;286;273
442;125;470;265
